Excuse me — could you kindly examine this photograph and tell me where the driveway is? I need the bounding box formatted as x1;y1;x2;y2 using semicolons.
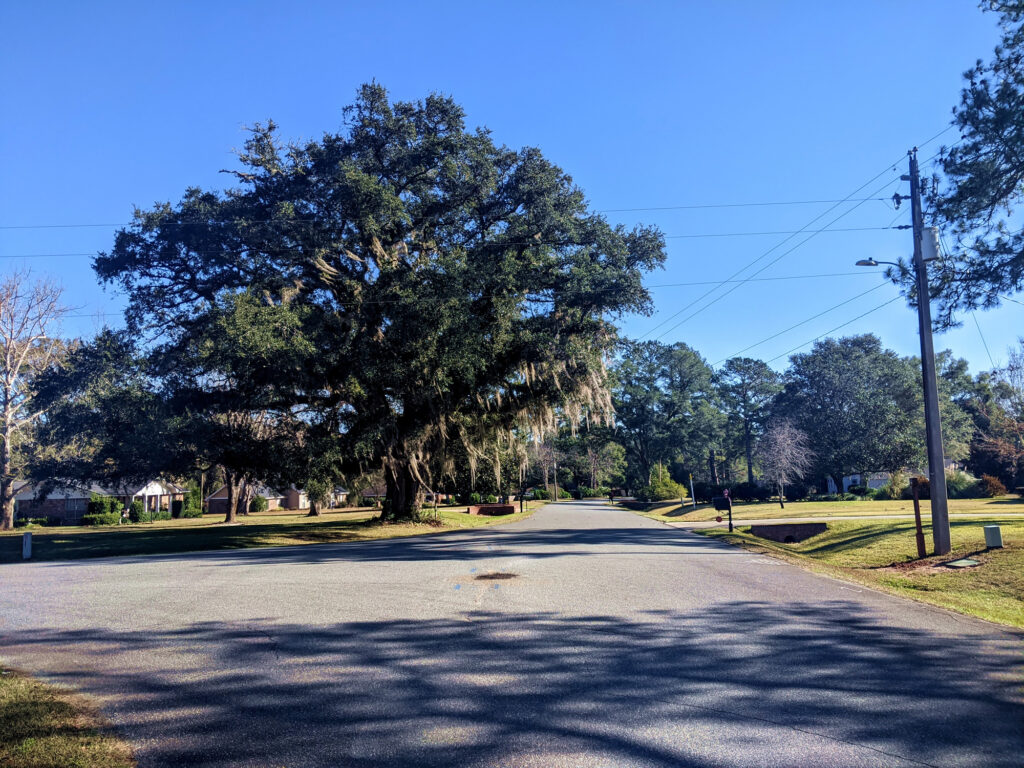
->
1;501;1021;767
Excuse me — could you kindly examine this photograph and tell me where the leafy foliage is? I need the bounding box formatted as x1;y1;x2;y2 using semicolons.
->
928;2;1024;327
93;85;665;520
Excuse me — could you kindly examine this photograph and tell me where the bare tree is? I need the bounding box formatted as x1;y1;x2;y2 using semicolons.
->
0;272;70;530
758;420;814;509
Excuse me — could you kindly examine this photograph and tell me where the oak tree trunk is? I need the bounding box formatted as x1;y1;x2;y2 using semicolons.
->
224;471;242;523
381;462;422;522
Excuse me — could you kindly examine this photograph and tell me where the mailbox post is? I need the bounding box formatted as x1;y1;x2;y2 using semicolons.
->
713;491;733;532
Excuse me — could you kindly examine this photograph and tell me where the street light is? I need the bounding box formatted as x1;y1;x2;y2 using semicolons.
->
854;149;952;555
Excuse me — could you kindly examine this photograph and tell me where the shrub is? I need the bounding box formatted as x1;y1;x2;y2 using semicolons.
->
249;494;269;514
530;488;549;500
469;492;481;505
901;476;930;500
87;493;117;516
946;470;980;499
485;494;498;504
557;488;572;499
152;508;172;521
637;473;688;502
175;485;204;518
783;483;810;501
128;500;149;523
847;484;867;496
732;481;770;502
879;471;907;500
14;517;50;527
82;512;120;526
980;474;1007;497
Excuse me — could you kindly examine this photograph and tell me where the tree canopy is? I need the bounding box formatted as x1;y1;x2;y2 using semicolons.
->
928;1;1024;327
94;84;665;519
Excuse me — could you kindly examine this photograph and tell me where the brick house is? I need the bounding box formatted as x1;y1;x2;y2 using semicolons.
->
15;480;185;525
205;484;310;516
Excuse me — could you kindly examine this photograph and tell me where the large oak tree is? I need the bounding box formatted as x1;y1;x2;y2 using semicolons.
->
95;85;664;520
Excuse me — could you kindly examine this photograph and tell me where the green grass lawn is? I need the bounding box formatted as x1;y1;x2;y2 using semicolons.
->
0;503;540;564
635;496;1024;523
698;518;1024;628
0;666;135;768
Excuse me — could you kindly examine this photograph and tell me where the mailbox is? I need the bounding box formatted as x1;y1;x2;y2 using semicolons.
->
712;496;731;512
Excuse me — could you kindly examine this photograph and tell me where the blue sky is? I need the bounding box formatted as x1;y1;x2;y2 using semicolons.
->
1;1;1019;373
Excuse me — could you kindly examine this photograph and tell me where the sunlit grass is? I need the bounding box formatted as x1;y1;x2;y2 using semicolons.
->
700;518;1024;628
0;667;135;768
636;496;1024;523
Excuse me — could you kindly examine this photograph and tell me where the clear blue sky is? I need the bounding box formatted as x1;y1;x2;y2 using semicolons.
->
1;1;1018;374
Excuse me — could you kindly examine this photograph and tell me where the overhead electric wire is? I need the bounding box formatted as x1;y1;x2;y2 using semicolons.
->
0;205;900;231
971;312;997;369
643;174;903;341
0;227;905;264
596;198;892;213
647;271;873;288
642;127;959;343
711;281;892;366
765;296;904;364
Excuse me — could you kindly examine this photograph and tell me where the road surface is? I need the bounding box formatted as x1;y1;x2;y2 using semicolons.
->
1;501;1021;767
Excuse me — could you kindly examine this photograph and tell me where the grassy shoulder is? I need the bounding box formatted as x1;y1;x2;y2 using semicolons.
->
0;666;135;768
633;496;1024;523
696;518;1024;628
0;503;541;564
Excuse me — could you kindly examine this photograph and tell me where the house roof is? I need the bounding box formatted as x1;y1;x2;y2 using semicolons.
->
204;483;289;501
17;479;184;499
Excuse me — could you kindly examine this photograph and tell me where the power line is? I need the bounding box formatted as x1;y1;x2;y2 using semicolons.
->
971;311;996;369
765;296;904;364
0;226;905;260
712;281;892;365
647;271;873;288
596;198;891;213
643;174;903;341
0;204;899;231
642;128;960;343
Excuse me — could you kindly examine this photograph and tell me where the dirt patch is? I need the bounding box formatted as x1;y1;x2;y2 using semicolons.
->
474;572;518;581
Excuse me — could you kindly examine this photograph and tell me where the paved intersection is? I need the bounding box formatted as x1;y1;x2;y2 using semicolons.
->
1;501;1021;766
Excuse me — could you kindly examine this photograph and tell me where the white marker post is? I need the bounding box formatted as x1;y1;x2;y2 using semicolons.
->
22;531;32;560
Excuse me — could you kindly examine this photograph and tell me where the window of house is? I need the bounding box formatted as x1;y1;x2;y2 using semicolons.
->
65;498;87;513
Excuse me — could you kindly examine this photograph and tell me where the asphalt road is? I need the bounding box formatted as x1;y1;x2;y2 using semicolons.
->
1;501;1021;767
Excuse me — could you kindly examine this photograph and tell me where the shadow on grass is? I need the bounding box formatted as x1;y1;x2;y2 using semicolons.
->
3;602;1021;767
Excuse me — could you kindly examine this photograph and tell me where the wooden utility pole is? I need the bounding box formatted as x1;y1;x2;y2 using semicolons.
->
908;149;951;555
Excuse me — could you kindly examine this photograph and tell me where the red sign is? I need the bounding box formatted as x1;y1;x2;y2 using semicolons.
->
716;516;723;523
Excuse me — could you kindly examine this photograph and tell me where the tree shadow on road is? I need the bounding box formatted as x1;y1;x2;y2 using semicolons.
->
24;524;738;568
4;601;1021;767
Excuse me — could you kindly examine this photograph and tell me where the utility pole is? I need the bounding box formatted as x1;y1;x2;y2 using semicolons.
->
907;148;952;555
